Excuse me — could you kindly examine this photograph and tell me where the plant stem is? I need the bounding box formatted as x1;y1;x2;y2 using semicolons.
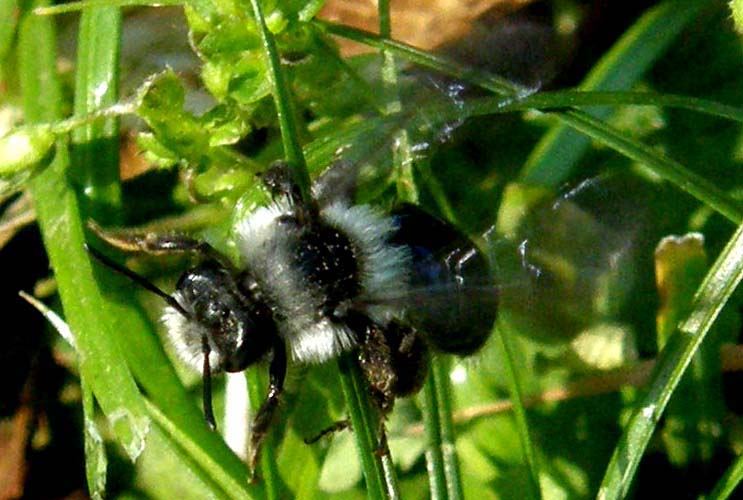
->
249;0;311;206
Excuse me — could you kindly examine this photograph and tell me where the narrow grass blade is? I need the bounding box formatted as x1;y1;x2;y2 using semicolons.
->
420;357;465;500
145;401;257;500
248;0;311;205
337;355;389;500
554;109;743;223
598;220;743;499
34;0;180;15
317;20;743;224
495;323;542;500
708;454;743;500
82;377;107;500
19;0;151;461
246;369;281;500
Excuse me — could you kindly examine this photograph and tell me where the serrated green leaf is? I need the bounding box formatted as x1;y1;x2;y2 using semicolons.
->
201;104;252;146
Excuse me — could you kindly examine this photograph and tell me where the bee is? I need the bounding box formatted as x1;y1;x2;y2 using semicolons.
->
86;157;498;473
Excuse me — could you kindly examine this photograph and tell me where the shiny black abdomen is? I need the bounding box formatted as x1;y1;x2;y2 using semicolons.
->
390;204;497;355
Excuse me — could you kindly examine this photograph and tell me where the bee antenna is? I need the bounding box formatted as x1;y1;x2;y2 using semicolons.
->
201;336;217;430
84;243;190;318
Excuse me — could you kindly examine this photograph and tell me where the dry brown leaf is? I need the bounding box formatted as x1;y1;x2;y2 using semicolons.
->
0;404;32;499
319;0;535;55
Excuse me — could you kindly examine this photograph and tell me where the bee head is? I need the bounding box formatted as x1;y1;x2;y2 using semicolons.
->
167;261;273;373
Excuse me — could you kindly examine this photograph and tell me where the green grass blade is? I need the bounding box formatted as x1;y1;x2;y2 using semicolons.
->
20;2;256;497
145;401;257;500
708;454;743;500
82;377;107;500
318;19;743;224
494;323;542;500
553;109;743;223
19;0;151;460
246;369;281;499
251;3;396;495
72;2;249;488
507;91;743;124
420;357;465;500
337;355;388;500
34;0;181;15
315;20;521;97
376;2;405;495
598;220;743;499
0;0;18;81
71;5;122;222
248;0;311;205
521;0;706;186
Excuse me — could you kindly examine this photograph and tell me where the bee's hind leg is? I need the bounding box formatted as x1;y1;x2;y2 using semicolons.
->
303;316;429;453
357;320;429;414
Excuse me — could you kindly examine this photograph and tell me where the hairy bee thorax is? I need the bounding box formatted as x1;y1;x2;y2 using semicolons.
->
233;197;412;363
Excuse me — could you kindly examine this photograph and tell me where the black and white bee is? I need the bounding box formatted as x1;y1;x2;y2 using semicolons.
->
86;156;498;472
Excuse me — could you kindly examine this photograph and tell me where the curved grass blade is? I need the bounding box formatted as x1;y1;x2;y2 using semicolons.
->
145;401;257;500
20;2;258;497
521;0;707;186
504;91;743;124
553;109;743;224
318;20;743;224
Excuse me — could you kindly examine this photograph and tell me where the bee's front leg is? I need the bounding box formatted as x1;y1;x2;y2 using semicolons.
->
86;220;228;263
248;339;287;482
260;160;318;224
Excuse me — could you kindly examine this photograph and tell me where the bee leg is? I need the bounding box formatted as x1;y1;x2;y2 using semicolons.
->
354;320;428;458
304;419;351;444
248;339;287;482
358;320;429;414
260;160;318;223
387;323;429;398
357;320;398;414
86;219;228;264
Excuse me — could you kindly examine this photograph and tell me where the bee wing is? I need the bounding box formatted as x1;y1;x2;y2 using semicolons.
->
353;174;648;352
487;173;650;344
